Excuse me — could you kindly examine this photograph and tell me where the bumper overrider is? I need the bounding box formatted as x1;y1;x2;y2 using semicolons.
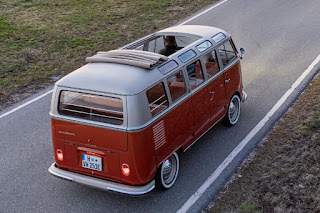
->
242;91;248;103
48;163;155;195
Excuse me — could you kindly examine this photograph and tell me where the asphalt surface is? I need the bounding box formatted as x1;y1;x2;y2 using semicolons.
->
1;0;320;212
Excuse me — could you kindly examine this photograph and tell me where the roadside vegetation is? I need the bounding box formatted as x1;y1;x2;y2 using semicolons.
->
206;73;320;212
0;0;216;111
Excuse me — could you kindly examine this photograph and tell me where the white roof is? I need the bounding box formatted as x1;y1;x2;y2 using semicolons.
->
56;62;164;95
157;25;229;39
56;25;230;95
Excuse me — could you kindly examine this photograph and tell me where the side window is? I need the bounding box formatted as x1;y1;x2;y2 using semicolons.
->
175;36;198;48
186;60;204;90
167;71;187;102
146;82;168;116
148;36;165;53
204;50;220;78
147;39;155;52
135;44;144;51
218;40;237;67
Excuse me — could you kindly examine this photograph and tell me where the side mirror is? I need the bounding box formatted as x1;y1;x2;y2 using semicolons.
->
240;48;245;59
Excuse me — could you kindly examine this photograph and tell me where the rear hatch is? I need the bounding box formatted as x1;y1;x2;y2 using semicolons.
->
52;90;127;181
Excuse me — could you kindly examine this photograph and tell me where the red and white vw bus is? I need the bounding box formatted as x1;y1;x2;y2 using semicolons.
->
48;25;247;195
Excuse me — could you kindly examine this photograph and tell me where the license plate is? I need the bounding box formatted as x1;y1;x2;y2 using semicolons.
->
82;154;102;171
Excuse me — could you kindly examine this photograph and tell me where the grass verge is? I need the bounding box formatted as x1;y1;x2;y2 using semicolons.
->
206;72;320;212
0;0;216;111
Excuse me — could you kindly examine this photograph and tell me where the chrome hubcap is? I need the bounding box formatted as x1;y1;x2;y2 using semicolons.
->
229;97;239;123
229;102;236;114
162;156;177;185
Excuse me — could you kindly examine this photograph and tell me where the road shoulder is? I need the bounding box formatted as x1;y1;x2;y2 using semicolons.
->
205;72;320;212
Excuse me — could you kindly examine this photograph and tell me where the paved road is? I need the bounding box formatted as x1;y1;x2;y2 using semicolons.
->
1;0;320;212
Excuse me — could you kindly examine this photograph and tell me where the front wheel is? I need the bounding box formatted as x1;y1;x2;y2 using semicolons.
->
222;94;241;127
155;152;179;190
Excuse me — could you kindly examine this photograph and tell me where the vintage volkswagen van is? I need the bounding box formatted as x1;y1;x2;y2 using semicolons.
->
48;25;247;195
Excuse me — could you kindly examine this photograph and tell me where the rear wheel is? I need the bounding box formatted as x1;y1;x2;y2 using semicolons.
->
155;152;179;190
222;94;241;126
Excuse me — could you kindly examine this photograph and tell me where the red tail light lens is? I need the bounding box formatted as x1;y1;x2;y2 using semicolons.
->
56;149;63;161
121;164;130;176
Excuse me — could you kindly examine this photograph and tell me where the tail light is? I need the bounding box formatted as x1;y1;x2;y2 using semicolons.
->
56;149;63;161
121;164;130;176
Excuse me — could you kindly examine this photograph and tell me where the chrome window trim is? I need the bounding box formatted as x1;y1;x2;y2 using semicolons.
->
126;56;240;133
58;91;125;125
51;86;128;131
50;114;127;132
166;70;188;103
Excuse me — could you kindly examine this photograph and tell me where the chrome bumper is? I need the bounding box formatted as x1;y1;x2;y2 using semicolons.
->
48;163;155;195
242;91;248;103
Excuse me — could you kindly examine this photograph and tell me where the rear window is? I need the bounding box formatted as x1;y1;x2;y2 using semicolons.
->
58;91;124;125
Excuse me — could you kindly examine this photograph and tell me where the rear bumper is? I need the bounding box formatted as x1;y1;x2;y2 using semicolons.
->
48;163;155;195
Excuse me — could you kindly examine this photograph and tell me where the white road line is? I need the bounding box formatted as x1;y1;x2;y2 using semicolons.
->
178;0;228;26
177;54;320;213
0;0;317;211
0;89;53;119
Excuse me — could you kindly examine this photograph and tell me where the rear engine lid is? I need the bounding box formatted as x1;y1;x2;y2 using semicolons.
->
52;119;128;152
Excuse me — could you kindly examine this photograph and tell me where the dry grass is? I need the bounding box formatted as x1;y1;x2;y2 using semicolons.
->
206;72;320;213
0;0;216;111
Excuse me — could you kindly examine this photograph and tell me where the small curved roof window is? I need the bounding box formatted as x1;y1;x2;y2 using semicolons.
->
158;60;179;75
196;40;212;52
178;50;197;63
212;33;226;43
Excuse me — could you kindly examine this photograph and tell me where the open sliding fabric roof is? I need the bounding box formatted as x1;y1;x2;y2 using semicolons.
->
86;50;168;69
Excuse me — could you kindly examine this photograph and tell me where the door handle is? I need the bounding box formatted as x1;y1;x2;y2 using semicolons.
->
209;91;215;101
225;78;230;83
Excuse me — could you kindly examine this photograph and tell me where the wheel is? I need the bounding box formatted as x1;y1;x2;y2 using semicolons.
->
155;152;179;190
222;94;241;126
